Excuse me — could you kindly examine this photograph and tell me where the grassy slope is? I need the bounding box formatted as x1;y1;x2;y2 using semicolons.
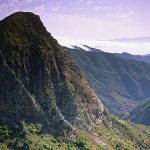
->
1;115;150;150
66;48;150;117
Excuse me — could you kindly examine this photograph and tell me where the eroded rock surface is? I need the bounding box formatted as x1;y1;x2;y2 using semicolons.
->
0;12;105;135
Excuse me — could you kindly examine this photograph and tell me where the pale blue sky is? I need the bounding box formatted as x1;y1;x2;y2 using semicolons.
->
0;0;150;54
0;0;150;40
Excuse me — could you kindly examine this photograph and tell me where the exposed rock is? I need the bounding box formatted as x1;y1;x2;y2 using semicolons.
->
0;12;105;135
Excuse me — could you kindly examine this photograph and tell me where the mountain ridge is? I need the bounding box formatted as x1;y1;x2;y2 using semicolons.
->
111;37;150;42
66;46;150;117
116;52;150;64
0;11;105;135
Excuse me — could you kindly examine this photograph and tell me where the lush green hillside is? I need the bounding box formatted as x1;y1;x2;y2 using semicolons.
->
127;98;150;125
1;114;150;150
66;47;150;117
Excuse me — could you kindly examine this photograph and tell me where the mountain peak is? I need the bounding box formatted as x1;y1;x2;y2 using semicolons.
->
3;11;38;18
0;11;48;38
0;12;105;135
1;11;41;24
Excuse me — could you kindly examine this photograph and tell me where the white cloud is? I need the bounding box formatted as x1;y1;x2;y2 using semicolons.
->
78;0;93;4
0;0;39;17
18;6;149;41
109;10;135;20
56;36;150;55
0;1;149;52
51;2;61;12
78;0;84;4
8;0;35;4
55;36;91;50
40;13;122;40
93;4;135;21
111;5;135;20
93;6;109;11
86;0;93;4
26;0;34;3
89;41;150;55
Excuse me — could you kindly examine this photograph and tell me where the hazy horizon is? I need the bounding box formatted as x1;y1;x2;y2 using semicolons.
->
0;0;150;54
55;36;150;55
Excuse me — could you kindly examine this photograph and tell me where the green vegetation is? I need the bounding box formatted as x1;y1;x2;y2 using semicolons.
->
127;97;150;125
66;48;150;117
115;143;123;150
0;121;32;150
75;138;89;150
1;115;150;150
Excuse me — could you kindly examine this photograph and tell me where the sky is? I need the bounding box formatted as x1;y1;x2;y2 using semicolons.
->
0;0;150;54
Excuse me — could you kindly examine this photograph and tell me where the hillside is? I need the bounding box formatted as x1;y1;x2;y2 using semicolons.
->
127;98;150;125
0;12;105;134
116;52;150;64
66;47;150;117
1;113;150;150
1;12;150;150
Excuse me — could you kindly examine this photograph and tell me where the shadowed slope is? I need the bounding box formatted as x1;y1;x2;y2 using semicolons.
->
0;12;105;135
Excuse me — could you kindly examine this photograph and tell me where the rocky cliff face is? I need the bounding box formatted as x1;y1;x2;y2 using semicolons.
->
0;12;105;135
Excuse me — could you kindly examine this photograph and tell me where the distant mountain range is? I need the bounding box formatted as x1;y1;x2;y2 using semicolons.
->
112;37;150;42
57;36;150;55
116;52;150;64
66;46;150;119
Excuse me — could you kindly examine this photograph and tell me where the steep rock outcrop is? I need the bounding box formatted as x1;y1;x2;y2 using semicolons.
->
0;12;105;135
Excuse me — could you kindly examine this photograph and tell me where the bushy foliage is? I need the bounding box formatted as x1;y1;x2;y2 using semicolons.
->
115;143;122;150
0;121;42;150
75;138;89;150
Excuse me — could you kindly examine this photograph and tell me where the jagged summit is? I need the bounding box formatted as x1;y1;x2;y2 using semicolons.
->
1;11;45;31
0;12;105;135
2;11;39;20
